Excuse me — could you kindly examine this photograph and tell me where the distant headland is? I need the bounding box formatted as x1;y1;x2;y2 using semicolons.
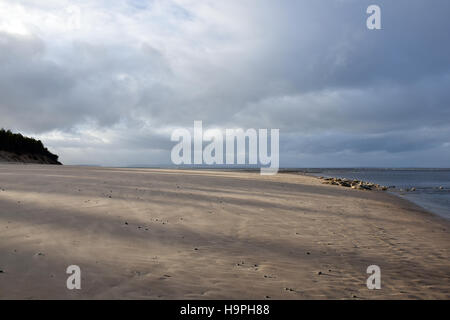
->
0;129;61;165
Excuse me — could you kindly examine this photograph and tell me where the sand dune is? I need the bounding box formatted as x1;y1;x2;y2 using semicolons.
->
0;164;449;299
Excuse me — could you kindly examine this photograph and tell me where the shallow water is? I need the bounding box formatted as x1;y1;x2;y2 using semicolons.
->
307;169;450;220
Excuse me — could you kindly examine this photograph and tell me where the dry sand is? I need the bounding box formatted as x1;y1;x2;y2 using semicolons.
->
0;164;449;299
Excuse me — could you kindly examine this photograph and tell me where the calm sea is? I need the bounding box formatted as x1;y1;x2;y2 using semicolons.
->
305;169;450;220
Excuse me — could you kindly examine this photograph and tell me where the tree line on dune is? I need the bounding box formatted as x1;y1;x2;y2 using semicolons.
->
0;128;60;163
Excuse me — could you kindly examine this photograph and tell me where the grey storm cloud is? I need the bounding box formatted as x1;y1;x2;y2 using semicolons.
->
0;0;449;166
0;31;171;132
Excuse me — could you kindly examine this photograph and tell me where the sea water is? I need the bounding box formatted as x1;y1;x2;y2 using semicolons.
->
307;169;450;220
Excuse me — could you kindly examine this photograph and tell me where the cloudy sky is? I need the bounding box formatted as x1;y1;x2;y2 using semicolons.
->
1;0;449;167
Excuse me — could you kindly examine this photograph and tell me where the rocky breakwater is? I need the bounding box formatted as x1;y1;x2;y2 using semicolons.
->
318;177;389;191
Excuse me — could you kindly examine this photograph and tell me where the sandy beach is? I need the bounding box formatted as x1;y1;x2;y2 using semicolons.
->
0;164;449;299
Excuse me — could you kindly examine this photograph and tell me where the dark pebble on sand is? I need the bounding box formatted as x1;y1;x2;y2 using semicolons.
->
194;248;198;250
0;270;4;273
125;222;128;225
306;252;310;255
318;271;322;275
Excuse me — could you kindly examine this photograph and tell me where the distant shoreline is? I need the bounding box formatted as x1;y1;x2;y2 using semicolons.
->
30;164;449;220
303;168;450;221
0;151;62;165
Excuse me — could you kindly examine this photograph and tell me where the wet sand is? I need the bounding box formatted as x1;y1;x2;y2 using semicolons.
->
0;164;449;299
